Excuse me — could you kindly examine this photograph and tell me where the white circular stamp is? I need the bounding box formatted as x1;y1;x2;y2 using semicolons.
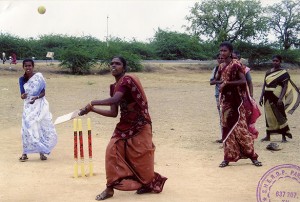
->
257;164;300;202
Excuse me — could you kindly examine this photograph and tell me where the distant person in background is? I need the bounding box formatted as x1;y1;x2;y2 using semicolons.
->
2;52;6;64
232;50;253;97
10;53;17;65
259;55;300;143
210;53;224;143
18;59;57;162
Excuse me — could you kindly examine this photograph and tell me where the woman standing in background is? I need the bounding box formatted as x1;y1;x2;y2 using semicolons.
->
259;55;300;142
19;59;57;161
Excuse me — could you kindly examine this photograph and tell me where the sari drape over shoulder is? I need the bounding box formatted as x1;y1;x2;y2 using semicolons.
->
218;60;260;162
263;69;300;135
105;74;167;192
20;72;57;154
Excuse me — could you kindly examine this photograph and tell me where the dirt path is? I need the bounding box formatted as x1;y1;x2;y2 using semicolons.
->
0;64;299;202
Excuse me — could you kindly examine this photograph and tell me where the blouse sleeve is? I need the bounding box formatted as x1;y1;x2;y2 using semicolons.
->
236;62;244;74
19;76;25;94
116;76;131;94
210;66;218;81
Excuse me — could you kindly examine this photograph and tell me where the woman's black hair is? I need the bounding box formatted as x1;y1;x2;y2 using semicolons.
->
220;41;234;52
112;56;127;72
23;58;34;67
272;55;282;62
233;50;241;59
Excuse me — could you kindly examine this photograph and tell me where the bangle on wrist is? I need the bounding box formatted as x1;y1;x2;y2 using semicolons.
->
89;101;93;107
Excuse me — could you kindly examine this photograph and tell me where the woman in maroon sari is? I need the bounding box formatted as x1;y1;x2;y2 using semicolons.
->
216;42;262;168
79;56;167;200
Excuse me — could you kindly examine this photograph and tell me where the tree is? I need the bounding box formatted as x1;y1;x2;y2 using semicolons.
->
266;0;300;50
152;28;208;60
59;46;96;74
97;37;144;72
185;0;267;43
234;41;274;68
0;33;30;59
59;37;98;74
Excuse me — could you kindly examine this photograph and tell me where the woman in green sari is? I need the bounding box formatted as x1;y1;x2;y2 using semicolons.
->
259;55;300;142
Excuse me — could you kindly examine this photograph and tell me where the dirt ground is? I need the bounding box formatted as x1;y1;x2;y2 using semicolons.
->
0;62;299;202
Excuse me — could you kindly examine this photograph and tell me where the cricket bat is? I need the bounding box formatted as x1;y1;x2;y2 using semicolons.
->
54;110;81;125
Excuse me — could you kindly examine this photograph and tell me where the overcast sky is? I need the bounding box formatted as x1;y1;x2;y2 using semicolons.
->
0;0;281;42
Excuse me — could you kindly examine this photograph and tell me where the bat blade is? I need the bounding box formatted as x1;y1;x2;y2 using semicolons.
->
54;110;80;125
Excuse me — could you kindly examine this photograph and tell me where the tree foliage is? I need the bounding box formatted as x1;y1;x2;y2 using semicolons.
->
266;0;300;50
1;0;300;74
152;28;208;60
0;33;30;59
96;37;144;72
234;41;274;68
185;0;267;43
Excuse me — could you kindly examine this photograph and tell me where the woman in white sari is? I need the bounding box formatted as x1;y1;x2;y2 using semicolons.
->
19;59;57;161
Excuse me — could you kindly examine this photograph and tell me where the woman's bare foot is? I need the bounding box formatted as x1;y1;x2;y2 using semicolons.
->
95;188;114;201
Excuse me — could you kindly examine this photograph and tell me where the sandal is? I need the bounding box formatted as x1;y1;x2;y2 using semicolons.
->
215;139;223;143
40;153;47;161
251;160;262;167
266;143;281;151
136;187;152;194
19;154;28;162
219;160;229;168
286;133;293;139
95;190;113;201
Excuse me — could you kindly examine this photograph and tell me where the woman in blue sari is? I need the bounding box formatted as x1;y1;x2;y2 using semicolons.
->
19;59;57;161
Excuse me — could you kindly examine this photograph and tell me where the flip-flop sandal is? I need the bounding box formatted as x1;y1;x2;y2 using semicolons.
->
252;160;262;167
219;161;229;168
40;154;47;160
266;143;281;151
136;187;152;194
286;133;293;139
19;155;28;162
95;191;113;201
215;139;223;143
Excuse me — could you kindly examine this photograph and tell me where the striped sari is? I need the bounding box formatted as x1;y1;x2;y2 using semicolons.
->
219;60;260;162
105;74;167;193
263;68;300;135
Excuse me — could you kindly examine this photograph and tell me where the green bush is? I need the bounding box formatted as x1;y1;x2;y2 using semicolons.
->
120;52;143;72
97;38;143;72
279;49;300;64
59;47;96;74
100;52;143;72
152;29;207;60
234;41;274;69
